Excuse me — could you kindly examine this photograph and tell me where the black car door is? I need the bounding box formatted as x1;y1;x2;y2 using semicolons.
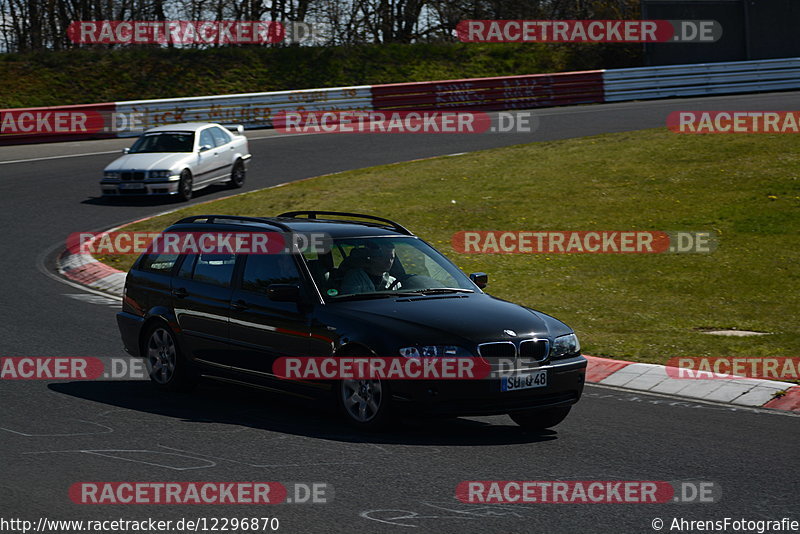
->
171;253;236;367
227;253;314;380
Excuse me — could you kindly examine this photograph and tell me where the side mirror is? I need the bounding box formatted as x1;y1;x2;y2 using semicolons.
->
199;144;213;152
469;272;488;289
266;283;301;302
121;147;130;154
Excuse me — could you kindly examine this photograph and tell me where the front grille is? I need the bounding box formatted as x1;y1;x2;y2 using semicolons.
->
477;341;516;359
519;338;549;363
478;338;550;372
120;171;145;181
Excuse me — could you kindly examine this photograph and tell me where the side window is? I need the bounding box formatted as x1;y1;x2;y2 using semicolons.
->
395;243;430;277
177;254;197;280
139;253;179;273
209;127;231;147
241;254;301;293
395;243;458;286
331;244;354;269
331;245;346;267
191;254;236;287
199;129;215;150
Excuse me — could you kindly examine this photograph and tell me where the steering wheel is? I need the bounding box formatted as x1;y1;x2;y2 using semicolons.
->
388;274;418;290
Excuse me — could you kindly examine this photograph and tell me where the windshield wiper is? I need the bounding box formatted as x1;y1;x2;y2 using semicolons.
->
413;288;475;295
332;291;424;301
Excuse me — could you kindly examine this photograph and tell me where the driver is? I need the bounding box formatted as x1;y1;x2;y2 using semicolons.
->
340;242;398;294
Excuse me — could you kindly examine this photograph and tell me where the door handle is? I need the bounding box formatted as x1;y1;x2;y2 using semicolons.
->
231;300;248;311
172;287;188;298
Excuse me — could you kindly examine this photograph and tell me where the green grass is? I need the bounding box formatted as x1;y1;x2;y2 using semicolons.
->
0;42;640;108
110;129;800;365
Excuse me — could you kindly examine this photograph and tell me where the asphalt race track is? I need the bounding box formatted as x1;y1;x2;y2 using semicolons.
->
1;92;798;534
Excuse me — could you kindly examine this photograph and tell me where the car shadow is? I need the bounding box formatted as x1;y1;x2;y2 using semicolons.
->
48;379;560;446
82;184;230;207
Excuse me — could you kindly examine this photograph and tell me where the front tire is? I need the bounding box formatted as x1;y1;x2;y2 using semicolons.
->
337;377;393;430
143;323;197;392
177;169;193;201
228;159;245;188
510;406;571;430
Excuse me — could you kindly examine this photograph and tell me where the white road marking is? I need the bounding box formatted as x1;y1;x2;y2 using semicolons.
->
585;384;799;417
0;420;114;437
23;449;216;470
157;443;363;468
64;293;120;307
361;502;527;527
0;150;119;165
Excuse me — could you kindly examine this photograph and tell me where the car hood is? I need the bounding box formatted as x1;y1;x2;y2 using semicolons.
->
105;153;193;171
326;293;572;348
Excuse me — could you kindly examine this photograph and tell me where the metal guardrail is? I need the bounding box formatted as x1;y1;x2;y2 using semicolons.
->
603;57;800;101
114;85;373;136
2;57;799;145
371;71;604;112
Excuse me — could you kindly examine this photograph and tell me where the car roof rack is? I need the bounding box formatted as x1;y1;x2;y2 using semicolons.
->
278;211;413;235
173;214;292;232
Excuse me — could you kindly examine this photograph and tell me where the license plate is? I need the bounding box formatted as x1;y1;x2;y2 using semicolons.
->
119;183;145;190
501;370;548;392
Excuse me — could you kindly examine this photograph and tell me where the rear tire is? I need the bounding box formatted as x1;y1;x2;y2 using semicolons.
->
143;322;197;392
228;159;245;188
510;406;571;430
177;169;193;201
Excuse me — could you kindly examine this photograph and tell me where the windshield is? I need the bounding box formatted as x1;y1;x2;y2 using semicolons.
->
128;132;195;153
302;236;477;300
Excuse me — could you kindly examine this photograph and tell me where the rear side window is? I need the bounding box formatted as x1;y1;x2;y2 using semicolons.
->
210;127;232;147
241;254;301;293
177;254;197;280
138;253;179;273
186;254;236;287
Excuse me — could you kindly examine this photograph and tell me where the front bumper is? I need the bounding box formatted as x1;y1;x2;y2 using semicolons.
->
101;178;180;196
390;355;587;416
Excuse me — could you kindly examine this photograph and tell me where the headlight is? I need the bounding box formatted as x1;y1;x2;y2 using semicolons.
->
399;345;473;358
103;171;120;179
550;333;581;359
148;170;174;179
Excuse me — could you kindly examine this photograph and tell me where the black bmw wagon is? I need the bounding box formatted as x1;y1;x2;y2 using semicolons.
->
117;211;586;429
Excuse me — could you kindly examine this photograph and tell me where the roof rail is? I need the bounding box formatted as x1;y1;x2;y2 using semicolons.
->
173;214;292;232
278;211;413;235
